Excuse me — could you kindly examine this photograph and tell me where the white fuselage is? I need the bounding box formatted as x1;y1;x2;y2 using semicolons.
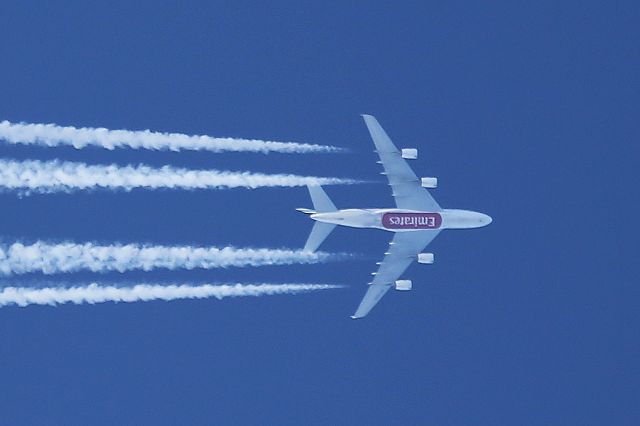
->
310;208;492;232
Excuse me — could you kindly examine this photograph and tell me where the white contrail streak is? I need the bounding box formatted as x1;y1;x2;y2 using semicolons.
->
0;241;336;275
0;159;356;193
0;283;342;307
0;120;342;153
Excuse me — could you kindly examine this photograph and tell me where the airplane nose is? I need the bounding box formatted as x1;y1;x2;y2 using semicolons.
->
482;214;492;226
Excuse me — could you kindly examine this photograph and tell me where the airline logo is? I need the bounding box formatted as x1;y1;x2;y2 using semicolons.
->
382;212;442;229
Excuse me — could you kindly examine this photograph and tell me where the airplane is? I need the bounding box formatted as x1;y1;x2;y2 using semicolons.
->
297;114;492;319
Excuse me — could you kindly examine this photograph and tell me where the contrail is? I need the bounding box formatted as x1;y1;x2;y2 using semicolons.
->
0;159;356;194
0;241;338;275
0;283;342;307
0;120;342;153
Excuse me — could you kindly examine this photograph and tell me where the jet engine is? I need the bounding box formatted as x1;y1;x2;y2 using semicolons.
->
395;280;412;291
418;253;435;264
401;148;418;159
421;177;438;188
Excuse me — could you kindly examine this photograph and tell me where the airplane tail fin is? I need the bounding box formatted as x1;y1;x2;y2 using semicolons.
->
302;185;337;252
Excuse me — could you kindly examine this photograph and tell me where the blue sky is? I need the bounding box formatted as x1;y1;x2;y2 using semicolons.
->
0;1;638;424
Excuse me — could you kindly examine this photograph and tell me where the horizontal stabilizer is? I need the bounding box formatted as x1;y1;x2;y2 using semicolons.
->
307;185;337;213
303;221;336;253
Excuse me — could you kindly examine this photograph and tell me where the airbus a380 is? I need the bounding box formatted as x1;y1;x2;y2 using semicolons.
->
298;115;492;319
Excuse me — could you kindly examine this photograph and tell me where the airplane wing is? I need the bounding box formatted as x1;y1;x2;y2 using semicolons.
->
362;114;441;212
351;230;440;319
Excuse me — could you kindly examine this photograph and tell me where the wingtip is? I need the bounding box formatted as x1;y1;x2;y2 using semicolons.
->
350;315;362;320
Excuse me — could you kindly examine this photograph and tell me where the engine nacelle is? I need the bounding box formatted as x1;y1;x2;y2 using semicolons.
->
421;177;438;188
395;279;412;291
401;148;418;159
418;253;435;264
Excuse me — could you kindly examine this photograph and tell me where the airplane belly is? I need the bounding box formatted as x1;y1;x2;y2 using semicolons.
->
381;212;442;230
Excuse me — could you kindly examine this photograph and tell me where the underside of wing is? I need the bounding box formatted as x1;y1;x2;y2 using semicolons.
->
362;115;441;212
351;285;392;320
351;230;440;319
